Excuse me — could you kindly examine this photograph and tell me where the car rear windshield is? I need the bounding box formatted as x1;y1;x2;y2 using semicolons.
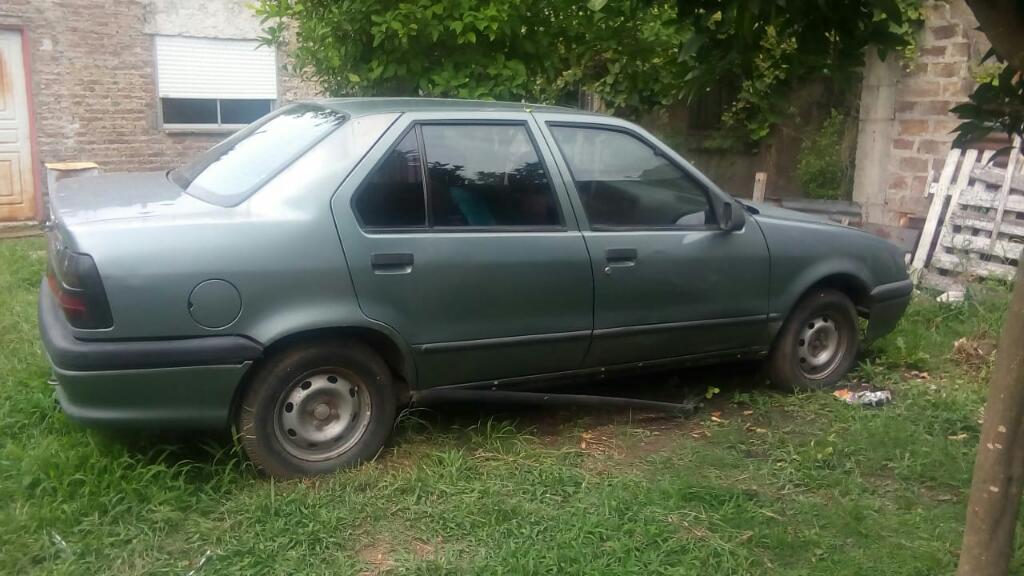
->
170;104;346;206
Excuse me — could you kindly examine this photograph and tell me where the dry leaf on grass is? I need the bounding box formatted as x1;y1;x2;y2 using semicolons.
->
952;337;995;368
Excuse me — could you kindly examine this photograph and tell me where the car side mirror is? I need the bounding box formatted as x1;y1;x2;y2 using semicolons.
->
719;201;745;232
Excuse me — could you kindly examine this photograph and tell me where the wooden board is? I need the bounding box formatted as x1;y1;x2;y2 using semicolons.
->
911;148;962;272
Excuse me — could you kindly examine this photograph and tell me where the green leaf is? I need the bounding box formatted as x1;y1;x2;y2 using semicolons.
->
587;0;608;11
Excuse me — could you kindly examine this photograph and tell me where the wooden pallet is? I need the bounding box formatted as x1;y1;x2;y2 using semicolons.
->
914;140;1023;289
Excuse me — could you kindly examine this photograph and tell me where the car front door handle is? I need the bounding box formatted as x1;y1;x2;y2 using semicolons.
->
371;252;414;274
606;248;637;266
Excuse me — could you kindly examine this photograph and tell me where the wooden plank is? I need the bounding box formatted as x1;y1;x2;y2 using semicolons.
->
953;149;979;199
989;137;1022;251
969;167;1024;192
752;172;767;202
981;149;996;166
948;213;1024;240
931;252;1018;280
958;186;1024;212
941;233;1023;260
938;149;980;250
912;148;962;272
925;148;961;197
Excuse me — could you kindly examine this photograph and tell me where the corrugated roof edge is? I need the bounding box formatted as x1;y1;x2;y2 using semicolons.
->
308;97;603;117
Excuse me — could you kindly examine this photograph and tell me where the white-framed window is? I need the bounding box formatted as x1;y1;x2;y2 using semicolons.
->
154;35;278;130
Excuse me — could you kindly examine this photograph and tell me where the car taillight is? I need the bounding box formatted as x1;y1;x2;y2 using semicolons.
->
46;249;113;329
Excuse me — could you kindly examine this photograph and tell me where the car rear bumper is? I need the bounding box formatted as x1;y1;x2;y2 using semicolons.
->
38;278;262;429
865;278;913;342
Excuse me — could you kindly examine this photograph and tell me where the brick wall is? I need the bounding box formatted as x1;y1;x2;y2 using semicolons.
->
854;0;990;225
0;0;320;189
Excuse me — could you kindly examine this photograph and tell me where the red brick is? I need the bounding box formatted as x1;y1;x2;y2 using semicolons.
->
919;45;948;60
917;138;951;156
889;174;910;192
896;100;956;116
893;138;915;151
911;175;929;195
898;120;931;136
930;62;966;78
943;78;975;98
924;3;950;21
929;24;961;41
899;156;931;173
947;42;971;60
900;80;943;100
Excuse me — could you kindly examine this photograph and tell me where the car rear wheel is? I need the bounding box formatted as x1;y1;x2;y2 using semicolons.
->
767;289;859;392
236;340;397;478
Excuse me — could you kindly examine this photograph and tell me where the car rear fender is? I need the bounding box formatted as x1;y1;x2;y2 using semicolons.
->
250;313;417;392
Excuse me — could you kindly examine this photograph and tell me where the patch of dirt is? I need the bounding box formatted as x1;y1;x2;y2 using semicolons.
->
357;541;395;575
357;536;440;574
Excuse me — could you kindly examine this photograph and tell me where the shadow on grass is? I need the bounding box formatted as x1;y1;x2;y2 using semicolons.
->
92;360;772;474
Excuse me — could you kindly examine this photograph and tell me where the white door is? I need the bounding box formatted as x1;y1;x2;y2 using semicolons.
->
0;30;36;222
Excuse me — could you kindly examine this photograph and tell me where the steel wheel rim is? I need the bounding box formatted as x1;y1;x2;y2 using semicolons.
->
274;369;372;461
796;314;845;380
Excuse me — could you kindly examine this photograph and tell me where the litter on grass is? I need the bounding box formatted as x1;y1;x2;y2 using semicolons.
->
936;291;965;304
833;388;892;407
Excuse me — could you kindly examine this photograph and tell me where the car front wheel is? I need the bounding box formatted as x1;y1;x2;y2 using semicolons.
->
767;288;859;392
236;340;397;478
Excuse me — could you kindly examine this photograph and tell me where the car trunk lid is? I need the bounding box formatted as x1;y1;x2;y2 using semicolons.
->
49;171;216;227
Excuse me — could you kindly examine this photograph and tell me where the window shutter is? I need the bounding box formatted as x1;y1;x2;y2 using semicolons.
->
155;36;277;100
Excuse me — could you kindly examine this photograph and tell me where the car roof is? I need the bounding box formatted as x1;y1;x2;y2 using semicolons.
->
312;97;604;118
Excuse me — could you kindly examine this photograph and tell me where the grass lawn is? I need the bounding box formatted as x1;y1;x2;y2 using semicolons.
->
0;235;1019;575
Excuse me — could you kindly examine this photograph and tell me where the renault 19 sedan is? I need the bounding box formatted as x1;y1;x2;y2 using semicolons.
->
39;98;912;477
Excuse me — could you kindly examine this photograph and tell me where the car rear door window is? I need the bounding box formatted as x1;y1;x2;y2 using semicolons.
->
420;124;561;228
549;125;713;229
353;130;427;228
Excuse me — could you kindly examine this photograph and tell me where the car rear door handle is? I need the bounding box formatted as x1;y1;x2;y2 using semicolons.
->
371;252;414;274
605;248;637;267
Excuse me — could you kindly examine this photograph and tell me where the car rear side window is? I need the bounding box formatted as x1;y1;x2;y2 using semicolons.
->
354;129;427;228
171;104;346;207
549;125;713;229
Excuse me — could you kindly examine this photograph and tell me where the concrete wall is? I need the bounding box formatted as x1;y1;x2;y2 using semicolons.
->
0;0;319;192
853;0;989;225
640;81;835;200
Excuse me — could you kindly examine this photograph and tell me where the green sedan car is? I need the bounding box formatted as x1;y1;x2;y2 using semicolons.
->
39;98;911;477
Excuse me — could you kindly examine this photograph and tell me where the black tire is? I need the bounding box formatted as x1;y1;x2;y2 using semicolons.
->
767;288;859;392
236;339;397;478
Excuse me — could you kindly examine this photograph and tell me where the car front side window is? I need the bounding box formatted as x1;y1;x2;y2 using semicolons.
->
549;125;714;229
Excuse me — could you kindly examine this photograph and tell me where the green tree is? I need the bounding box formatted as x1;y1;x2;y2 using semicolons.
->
255;0;921;143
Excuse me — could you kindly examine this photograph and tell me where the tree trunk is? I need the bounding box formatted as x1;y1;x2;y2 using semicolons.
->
958;263;1024;576
964;0;1024;71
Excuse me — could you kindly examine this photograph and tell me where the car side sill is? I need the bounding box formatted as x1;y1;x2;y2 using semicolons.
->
412;316;768;354
412;330;591;354
430;346;769;392
592;314;766;338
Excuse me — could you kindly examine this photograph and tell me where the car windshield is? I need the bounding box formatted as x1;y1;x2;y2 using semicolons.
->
170;104;346;206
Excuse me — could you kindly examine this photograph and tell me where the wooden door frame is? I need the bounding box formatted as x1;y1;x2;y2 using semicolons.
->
0;24;42;222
